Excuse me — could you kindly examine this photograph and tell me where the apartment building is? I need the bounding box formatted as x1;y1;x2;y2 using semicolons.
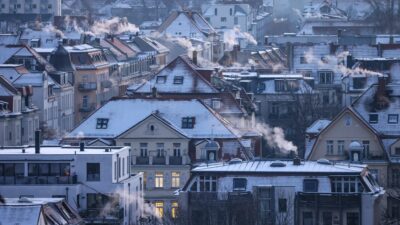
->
0;141;143;225
0;0;61;16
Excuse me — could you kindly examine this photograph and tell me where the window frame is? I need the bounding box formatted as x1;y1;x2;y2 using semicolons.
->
388;114;399;124
369;114;378;124
173;76;184;84
86;163;100;181
156;76;166;84
232;178;247;191
96;118;109;129
303;179;318;192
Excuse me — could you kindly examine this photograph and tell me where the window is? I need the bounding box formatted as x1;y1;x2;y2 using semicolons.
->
171;172;180;188
156;76;166;84
353;77;366;89
303;212;313;225
181;117;195;129
300;56;307;64
278;198;287;212
362;140;370;159
212;99;221;109
155;201;164;218
303;179;318;192
326;140;334;155
214;8;217;15
319;71;333;84
87;193;109;209
346;212;359;225
96;118;109;129
156;143;165;157
199;176;217;192
337;140;345;155
155;172;164;188
230;8;233;15
233;178;247;191
369;114;378;124
221;17;227;22
345;115;352;126
173;143;181;156
140;143;148;157
322;212;332;225
388;114;399;124
87;163;100;181
331;177;361;193
48;4;52;9
258;187;274;225
275;80;286;92
395;147;400;155
171;201;179;218
234;17;238;25
173;76;184;84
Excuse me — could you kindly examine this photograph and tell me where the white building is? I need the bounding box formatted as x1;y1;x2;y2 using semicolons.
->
201;3;252;31
0;0;61;16
180;159;385;225
0;141;143;225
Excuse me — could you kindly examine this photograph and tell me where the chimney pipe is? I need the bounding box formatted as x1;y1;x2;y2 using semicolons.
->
35;130;41;154
151;86;157;98
79;142;85;152
192;50;198;65
293;156;301;166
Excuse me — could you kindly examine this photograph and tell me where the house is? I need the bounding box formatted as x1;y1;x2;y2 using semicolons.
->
179;159;384;225
158;10;223;61
0;138;144;225
0;198;84;225
201;3;253;31
0;75;39;146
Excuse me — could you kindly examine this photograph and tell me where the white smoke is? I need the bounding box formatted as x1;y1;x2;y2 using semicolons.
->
255;123;298;154
90;17;139;36
223;26;257;50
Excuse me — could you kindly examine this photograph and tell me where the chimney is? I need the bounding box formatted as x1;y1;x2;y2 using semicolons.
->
346;54;354;69
79;142;85;152
192;50;198;65
337;29;342;37
151;86;157;98
293;156;301;166
377;43;383;57
286;42;293;72
35;130;41;154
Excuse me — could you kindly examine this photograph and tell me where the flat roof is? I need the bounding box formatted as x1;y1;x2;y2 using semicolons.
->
3;198;64;205
0;146;128;155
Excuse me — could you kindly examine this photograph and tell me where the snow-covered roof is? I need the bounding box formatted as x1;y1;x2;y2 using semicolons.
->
131;56;218;94
0;205;42;225
258;78;315;94
13;73;46;87
192;160;366;174
306;119;331;134
66;98;239;139
0;146;129;155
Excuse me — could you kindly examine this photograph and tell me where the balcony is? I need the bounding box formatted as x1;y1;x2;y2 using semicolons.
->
169;156;183;165
153;156;166;165
297;192;361;208
79;103;96;112
101;80;113;89
136;156;149;165
0;175;77;185
78;82;97;91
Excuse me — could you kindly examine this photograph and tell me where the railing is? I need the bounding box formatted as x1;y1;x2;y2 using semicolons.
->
78;82;97;91
297;192;361;208
189;192;218;202
136;156;149;165
153;156;166;165
169;156;183;165
79;103;96;112
0;175;77;185
80;208;123;225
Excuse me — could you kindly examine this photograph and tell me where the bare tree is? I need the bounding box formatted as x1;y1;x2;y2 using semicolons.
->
275;191;295;225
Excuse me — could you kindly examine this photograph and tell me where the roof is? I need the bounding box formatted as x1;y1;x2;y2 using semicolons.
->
131;55;218;94
0;204;42;225
49;45;75;72
0;146;129;155
0;75;19;96
191;160;366;174
158;10;216;37
65;98;239;139
13;73;47;87
306;119;331;134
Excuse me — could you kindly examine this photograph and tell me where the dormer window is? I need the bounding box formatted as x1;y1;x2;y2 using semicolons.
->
156;76;166;84
369;114;378;124
182;117;195;129
96;118;109;129
212;99;221;109
388;114;399;124
173;76;184;84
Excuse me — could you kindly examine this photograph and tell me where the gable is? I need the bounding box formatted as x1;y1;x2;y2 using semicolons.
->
135;57;217;93
308;110;385;160
164;13;206;39
118;115;188;139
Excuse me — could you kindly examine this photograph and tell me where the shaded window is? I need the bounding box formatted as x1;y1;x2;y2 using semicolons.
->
87;193;109;209
96;118;109;129
181;117;195;129
326;140;334;155
369;114;378;124
395;147;400;155
319;71;333;84
87;163;100;181
156;76;166;84
233;178;247;191
353;77;366;89
322;212;333;225
199;176;217;192
388;114;399;124
173;76;184;84
278;198;287;212
346;212;359;225
303;212;313;225
303;179;318;192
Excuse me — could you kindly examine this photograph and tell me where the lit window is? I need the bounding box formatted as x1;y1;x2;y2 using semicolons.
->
155;172;164;188
369;114;378;124
96;118;109;129
181;117;195;129
171;201;179;218
388;114;399;124
155;201;164;218
171;172;180;188
173;76;184;84
156;76;166;84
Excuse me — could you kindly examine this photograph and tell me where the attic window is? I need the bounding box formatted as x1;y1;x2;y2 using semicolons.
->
156;76;166;84
369;114;378;124
182;117;195;129
173;76;184;84
96;118;109;129
388;114;399;124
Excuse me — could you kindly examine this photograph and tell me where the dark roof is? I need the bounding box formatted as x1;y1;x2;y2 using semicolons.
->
49;45;76;72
